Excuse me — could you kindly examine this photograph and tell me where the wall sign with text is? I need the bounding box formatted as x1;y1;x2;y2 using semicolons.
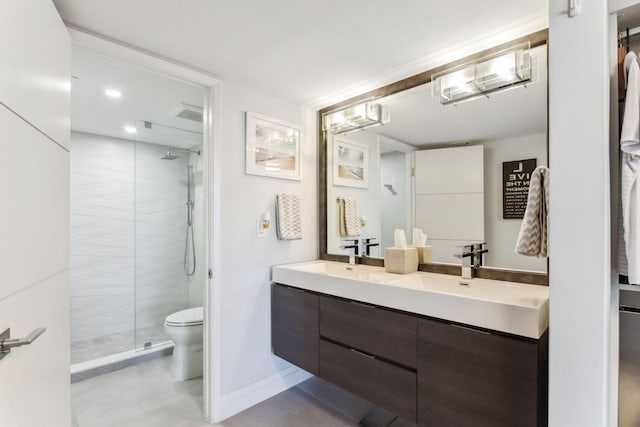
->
502;158;537;219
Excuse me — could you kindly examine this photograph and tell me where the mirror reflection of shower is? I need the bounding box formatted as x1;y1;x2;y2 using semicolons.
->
159;146;200;276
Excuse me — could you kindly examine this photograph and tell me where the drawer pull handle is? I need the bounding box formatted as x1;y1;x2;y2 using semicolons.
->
450;324;491;335
350;348;375;359
350;301;376;309
620;306;640;314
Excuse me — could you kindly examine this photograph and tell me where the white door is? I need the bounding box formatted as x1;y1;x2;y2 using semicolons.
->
0;1;71;426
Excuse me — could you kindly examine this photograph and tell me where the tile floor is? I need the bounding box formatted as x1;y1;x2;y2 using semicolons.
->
71;356;357;427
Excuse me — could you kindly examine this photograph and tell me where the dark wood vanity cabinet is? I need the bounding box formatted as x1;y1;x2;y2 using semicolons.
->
417;318;548;427
271;283;548;426
271;284;319;375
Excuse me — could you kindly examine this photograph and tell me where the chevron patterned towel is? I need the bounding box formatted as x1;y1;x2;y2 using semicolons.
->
276;193;302;240
515;166;550;257
339;197;360;237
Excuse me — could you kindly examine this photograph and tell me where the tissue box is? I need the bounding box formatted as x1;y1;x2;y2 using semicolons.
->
410;245;433;264
384;247;419;274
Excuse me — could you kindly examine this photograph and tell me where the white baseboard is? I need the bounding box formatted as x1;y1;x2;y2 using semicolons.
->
213;366;312;422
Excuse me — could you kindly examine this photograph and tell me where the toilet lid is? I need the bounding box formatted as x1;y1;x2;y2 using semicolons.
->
165;307;203;326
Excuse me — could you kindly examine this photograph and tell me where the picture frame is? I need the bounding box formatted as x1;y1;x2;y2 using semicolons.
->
245;112;302;181
333;138;369;188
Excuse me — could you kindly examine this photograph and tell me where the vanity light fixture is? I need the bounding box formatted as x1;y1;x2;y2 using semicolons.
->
432;42;532;105
124;126;137;134
323;101;390;135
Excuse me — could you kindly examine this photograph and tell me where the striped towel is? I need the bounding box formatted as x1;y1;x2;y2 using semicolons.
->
276;193;302;240
515;166;549;257
339;197;360;237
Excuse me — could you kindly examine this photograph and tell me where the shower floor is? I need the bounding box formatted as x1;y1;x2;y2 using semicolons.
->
71;326;169;365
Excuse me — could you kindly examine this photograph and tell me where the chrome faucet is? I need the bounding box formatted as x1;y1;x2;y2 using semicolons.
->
340;239;359;265
454;243;489;280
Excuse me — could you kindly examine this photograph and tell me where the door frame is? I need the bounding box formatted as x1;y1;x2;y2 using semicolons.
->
67;26;222;422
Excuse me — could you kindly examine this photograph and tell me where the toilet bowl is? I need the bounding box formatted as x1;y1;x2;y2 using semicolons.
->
164;306;203;380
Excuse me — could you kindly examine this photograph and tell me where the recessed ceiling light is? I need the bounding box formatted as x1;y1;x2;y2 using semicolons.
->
124;126;137;134
105;88;122;98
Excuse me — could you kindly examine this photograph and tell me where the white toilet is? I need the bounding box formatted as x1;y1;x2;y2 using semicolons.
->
164;306;204;381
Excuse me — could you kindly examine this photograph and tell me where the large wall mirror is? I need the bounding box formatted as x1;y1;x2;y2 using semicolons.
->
319;30;548;282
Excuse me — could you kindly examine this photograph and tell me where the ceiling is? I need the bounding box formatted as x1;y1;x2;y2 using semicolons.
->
53;0;548;107
347;44;547;149
71;46;203;149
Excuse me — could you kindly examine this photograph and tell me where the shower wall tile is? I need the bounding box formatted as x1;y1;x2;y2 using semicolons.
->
134;141;192;343
71;216;134;257
135;292;189;331
70;133;136;343
71;295;134;342
70;255;134;296
188;152;205;308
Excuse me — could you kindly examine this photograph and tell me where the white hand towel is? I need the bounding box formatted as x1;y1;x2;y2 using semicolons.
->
339;197;360;237
515;166;549;257
276;193;302;240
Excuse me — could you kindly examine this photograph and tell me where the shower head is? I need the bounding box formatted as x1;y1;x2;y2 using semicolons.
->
161;150;180;160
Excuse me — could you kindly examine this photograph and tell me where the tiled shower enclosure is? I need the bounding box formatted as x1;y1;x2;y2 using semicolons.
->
70;131;204;364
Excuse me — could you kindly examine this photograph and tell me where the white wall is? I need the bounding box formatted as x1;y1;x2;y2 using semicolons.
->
548;1;614;426
216;81;317;410
483;132;547;272
326;133;381;257
70;131;201;348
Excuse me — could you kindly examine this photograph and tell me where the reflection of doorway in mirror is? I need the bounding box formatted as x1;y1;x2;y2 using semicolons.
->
378;136;415;254
380;151;409;251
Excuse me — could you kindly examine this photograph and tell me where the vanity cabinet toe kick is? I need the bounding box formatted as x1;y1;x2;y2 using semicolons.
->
271;283;549;427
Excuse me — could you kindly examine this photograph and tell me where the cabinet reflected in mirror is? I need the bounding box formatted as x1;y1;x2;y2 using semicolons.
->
323;39;547;274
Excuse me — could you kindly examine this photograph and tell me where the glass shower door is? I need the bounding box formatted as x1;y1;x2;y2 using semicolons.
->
133;122;203;350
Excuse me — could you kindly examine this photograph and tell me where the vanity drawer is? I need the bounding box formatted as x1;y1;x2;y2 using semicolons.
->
319;295;417;368
319;339;417;423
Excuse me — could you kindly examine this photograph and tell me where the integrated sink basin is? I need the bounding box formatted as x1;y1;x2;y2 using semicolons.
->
286;260;400;283
271;260;549;339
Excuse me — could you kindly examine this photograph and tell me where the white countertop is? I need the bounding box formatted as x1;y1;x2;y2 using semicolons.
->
272;260;549;339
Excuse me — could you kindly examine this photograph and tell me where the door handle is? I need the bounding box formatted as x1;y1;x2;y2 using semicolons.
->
0;328;46;361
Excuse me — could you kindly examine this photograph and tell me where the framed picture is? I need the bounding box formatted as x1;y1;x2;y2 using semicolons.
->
333;138;368;188
246;112;302;181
